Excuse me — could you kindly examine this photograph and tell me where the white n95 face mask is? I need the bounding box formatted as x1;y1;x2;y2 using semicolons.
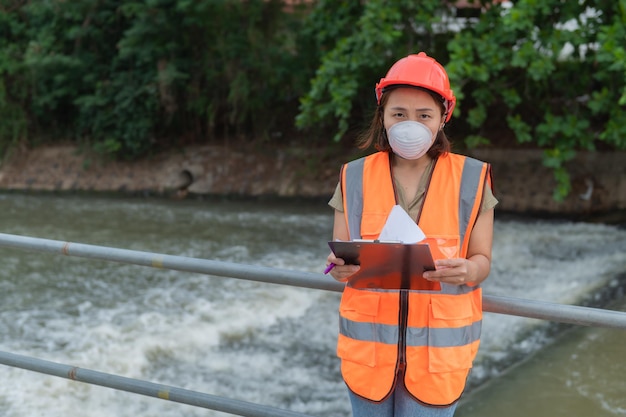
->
387;121;434;160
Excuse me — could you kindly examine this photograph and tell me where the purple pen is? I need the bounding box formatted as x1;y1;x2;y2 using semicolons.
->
323;263;336;274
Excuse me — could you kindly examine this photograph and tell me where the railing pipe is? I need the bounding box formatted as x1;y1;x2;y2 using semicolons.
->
1;233;625;330
0;233;344;292
482;294;626;329
0;350;314;417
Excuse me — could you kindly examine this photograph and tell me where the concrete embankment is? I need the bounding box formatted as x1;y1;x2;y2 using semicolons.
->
0;145;624;223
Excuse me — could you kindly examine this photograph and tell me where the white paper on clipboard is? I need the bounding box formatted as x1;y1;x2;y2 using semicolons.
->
378;205;425;244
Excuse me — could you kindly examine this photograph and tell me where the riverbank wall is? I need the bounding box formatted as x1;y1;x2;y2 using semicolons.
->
0;145;624;223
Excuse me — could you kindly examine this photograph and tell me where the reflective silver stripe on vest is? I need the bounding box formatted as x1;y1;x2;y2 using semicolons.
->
407;320;482;347
339;316;399;344
459;157;485;247
343;158;366;239
340;316;482;347
441;281;479;295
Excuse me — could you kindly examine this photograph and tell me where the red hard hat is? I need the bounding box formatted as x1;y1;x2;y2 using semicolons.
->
375;52;456;122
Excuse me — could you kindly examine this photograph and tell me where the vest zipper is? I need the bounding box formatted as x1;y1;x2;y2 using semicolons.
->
397;246;411;376
397;289;409;376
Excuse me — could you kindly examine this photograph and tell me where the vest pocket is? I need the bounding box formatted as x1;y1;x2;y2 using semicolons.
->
337;290;381;367
337;333;377;367
359;212;387;239
427;295;473;373
423;235;460;260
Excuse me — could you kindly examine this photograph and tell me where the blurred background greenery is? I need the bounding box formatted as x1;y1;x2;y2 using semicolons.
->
1;0;624;198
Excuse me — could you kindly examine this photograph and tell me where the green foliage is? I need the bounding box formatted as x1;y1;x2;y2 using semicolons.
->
0;3;28;153
3;0;162;158
446;0;626;198
296;0;451;142
0;0;315;159
297;0;626;199
1;0;624;201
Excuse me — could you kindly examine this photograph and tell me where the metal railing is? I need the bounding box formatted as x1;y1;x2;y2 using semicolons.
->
1;233;624;329
0;350;312;417
1;232;625;416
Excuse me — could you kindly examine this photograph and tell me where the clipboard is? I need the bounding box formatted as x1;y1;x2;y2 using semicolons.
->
328;240;440;291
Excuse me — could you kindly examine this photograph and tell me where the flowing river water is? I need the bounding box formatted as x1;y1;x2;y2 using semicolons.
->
0;192;624;417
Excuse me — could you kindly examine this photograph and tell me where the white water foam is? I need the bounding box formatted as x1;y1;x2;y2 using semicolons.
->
0;194;624;416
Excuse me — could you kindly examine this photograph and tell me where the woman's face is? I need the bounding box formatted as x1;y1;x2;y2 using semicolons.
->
382;87;445;139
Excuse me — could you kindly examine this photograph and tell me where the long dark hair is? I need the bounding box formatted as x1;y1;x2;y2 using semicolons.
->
356;86;452;158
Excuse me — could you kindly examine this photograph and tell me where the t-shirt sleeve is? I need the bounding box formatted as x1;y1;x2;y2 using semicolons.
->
481;181;498;212
328;182;343;212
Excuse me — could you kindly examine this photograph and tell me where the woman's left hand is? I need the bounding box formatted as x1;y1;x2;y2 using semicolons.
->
422;258;476;286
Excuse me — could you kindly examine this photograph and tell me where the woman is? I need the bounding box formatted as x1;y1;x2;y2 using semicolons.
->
326;52;497;417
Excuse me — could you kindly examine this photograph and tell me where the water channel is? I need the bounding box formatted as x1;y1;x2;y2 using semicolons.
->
0;192;624;417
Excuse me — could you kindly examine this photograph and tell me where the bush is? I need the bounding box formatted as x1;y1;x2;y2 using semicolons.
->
0;0;317;159
1;0;624;200
296;0;626;199
446;0;626;198
0;4;28;154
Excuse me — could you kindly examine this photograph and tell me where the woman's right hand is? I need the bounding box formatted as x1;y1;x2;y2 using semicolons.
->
326;251;360;282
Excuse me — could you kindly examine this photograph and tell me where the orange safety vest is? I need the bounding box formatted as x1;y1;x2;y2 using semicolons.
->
337;151;492;406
